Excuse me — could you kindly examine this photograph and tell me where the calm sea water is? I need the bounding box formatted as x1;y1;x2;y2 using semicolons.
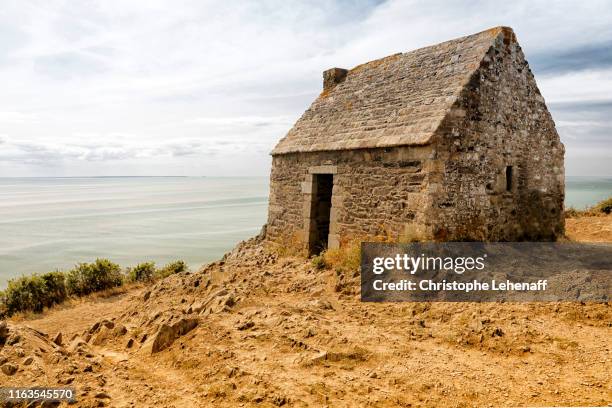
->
0;176;610;286
0;177;268;287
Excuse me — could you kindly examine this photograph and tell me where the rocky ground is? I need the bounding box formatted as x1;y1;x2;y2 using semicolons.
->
1;216;611;407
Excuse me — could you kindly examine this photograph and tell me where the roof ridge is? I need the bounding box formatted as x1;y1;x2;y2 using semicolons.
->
346;26;512;77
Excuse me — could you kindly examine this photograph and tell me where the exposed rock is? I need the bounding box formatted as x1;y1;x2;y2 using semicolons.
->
91;327;112;346
52;332;63;346
58;376;75;385
7;333;21;345
68;337;89;353
150;318;198;353
190;301;206;314
90;320;114;335
0;320;9;343
492;328;505;337
113;324;128;336
237;320;255;331
1;363;18;376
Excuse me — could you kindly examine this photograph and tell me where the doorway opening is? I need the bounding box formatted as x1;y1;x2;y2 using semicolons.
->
309;174;333;255
505;166;513;192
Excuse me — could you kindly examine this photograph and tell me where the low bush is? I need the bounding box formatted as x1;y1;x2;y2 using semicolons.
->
593;197;612;214
2;275;47;315
1;271;67;316
65;259;123;296
40;271;68;308
565;196;612;218
127;262;156;282
1;258;189;317
155;260;188;279
322;239;362;274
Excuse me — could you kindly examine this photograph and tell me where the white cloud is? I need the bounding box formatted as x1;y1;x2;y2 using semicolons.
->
0;0;610;176
538;69;612;104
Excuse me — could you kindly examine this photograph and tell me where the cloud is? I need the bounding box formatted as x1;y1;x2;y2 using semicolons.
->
34;51;109;79
184;115;295;128
530;41;612;75
0;0;611;176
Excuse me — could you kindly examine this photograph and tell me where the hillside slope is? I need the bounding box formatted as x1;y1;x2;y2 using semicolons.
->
2;218;611;407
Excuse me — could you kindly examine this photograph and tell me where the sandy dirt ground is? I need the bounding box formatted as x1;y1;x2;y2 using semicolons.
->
566;214;612;242
1;216;611;407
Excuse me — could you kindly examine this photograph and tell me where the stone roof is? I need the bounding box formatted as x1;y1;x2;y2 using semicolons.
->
272;26;516;155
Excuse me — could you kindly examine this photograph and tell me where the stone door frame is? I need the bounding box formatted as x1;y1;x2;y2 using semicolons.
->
303;165;339;254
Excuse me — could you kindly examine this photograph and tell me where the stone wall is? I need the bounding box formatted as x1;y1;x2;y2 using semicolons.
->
427;28;564;241
266;145;435;249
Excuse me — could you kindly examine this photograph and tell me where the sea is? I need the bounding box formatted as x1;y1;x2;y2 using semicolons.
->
0;175;610;286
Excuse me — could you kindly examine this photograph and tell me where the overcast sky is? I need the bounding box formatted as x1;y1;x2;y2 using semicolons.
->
0;0;611;177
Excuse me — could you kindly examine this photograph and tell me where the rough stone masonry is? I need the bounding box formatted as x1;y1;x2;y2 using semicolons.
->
266;26;564;254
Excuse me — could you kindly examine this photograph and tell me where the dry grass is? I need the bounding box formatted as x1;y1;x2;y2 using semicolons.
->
267;231;306;258
8;283;140;323
565;196;612;218
322;239;362;273
320;228;394;273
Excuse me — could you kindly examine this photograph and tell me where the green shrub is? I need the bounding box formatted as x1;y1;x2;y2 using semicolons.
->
127;262;156;282
3;275;47;314
565;196;612;218
40;271;67;308
155;260;187;279
0;257;191;317
0;290;6;317
0;271;67;316
65;259;123;296
593;197;612;214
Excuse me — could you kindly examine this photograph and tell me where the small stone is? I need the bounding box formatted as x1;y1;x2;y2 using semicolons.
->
492;328;504;337
95;392;111;399
7;334;21;345
237;320;255;331
113;324;127;336
53;332;63;346
22;356;34;365
0;321;9;342
58;376;75;385
1;363;18;376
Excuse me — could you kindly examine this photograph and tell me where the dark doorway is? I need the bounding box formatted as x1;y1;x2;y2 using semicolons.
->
505;166;513;192
309;174;333;255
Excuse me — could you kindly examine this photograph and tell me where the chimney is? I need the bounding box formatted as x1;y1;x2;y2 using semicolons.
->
323;68;348;91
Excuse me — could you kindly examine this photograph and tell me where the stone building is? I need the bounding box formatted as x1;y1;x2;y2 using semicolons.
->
266;27;564;254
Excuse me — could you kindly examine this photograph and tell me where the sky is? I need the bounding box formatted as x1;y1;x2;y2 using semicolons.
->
0;0;611;177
